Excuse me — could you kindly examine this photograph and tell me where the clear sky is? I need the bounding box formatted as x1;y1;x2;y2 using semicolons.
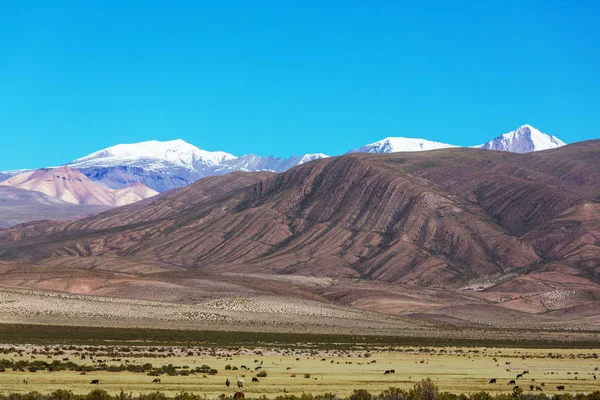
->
1;1;599;170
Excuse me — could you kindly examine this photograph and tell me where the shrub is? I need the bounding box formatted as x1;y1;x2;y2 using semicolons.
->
378;387;407;400
256;370;268;377
225;365;232;370
85;389;112;400
471;392;493;400
304;373;311;378
349;389;372;400
48;390;74;400
409;378;439;400
139;393;169;400
115;391;133;400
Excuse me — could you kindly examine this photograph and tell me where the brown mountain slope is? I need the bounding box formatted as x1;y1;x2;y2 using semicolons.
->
1;142;598;287
0;186;110;228
0;142;599;330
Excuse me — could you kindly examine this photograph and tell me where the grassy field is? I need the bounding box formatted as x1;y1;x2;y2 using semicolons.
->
0;345;598;397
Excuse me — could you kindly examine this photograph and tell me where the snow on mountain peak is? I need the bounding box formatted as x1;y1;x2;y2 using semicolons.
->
297;153;329;165
68;139;237;171
477;125;566;153
349;137;456;154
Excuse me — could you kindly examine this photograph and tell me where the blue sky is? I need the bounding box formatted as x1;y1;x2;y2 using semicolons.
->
1;1;599;170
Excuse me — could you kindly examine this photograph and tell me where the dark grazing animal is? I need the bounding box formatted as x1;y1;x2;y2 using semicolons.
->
516;374;523;379
152;378;161;384
384;370;391;375
91;380;99;384
489;379;497;384
508;380;516;385
226;379;230;387
536;387;543;391
252;377;259;383
233;392;245;400
557;386;565;391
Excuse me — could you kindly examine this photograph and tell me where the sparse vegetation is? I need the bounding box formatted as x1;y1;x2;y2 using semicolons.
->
0;382;599;400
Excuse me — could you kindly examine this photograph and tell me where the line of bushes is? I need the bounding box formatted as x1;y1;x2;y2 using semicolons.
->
0;359;217;376
1;380;600;400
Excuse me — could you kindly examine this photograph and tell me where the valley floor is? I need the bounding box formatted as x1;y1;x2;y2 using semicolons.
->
0;344;598;397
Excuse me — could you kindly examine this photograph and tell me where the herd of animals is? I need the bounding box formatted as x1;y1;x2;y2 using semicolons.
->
16;354;599;397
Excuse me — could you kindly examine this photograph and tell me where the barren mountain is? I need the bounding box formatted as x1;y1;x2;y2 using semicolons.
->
0;141;598;330
0;186;110;228
0;167;158;207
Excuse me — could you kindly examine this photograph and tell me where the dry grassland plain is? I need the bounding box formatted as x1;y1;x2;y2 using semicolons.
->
0;345;598;397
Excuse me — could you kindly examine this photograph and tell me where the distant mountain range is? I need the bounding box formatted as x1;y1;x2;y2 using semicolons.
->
0;125;567;194
60;124;566;192
0;124;571;227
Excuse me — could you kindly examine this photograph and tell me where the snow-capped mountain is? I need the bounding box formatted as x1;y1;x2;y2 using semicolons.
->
1;124;568;194
475;125;565;153
66;140;329;192
69;139;237;171
348;137;456;154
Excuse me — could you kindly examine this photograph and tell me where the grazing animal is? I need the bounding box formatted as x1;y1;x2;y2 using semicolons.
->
331;360;334;364
593;375;596;380
489;379;497;384
80;372;87;375
557;385;565;391
321;358;326;361
255;366;262;371
91;380;99;385
63;358;69;361
236;377;245;389
523;370;529;375
286;366;292;370
23;378;29;385
252;377;259;383
233;392;245;400
536;387;543;391
384;370;391;375
516;374;523;379
508;380;516;385
152;378;161;384
295;358;300;361
226;379;230;387
530;385;534;391
390;369;395;374
240;365;248;371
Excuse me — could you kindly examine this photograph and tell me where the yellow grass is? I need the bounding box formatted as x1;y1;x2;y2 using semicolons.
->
1;347;598;397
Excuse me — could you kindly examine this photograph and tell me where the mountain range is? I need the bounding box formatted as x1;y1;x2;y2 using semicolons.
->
0;124;572;228
0;139;598;331
62;124;566;192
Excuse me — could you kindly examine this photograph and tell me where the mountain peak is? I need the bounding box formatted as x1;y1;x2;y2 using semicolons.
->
68;139;238;171
349;137;456;154
478;125;566;153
